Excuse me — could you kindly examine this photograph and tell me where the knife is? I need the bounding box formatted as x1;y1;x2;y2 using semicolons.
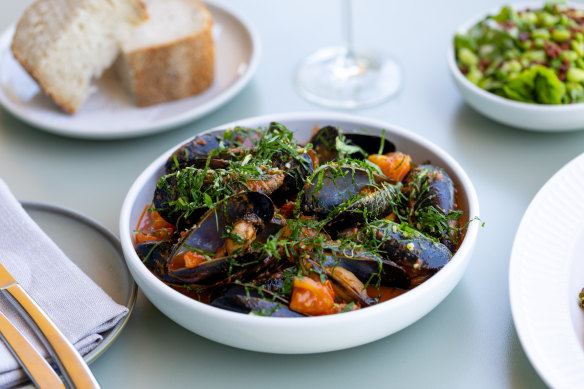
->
0;310;65;389
0;263;100;389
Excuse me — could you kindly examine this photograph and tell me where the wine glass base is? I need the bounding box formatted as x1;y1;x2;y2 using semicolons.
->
294;46;402;109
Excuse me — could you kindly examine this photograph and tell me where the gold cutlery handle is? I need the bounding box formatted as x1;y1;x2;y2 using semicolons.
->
2;284;100;389
0;310;65;389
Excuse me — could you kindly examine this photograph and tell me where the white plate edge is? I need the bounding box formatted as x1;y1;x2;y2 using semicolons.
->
509;152;584;388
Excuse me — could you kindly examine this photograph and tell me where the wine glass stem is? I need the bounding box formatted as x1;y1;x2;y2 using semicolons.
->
336;0;362;78
343;0;355;59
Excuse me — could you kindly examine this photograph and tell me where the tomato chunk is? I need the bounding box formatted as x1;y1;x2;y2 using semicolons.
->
135;206;175;244
184;251;207;268
368;152;412;183
289;277;338;316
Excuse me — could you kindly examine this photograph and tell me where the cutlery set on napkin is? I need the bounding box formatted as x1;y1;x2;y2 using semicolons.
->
0;178;129;388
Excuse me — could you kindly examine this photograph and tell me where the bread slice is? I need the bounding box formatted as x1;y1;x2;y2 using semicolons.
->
115;0;214;107
11;0;147;114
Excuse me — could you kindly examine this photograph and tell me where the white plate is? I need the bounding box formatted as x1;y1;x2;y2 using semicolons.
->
510;153;584;388
22;201;137;363
0;2;260;139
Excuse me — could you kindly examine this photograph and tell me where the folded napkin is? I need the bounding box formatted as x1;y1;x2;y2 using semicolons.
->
0;179;129;388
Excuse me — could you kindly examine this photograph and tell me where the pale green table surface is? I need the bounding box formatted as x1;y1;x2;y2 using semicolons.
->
1;0;576;387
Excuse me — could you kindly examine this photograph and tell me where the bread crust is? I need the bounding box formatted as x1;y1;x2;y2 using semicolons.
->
122;2;215;107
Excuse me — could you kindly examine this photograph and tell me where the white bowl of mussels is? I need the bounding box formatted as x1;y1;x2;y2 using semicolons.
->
119;112;480;354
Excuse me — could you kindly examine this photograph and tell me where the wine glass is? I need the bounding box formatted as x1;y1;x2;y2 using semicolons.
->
294;0;402;109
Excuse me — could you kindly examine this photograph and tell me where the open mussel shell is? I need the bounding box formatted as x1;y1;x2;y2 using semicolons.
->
317;249;410;290
209;283;304;317
167;192;282;286
324;265;376;307
308;125;396;163
310;125;339;164
170;252;281;286
344;133;396;156
301;166;384;219
170;191;274;260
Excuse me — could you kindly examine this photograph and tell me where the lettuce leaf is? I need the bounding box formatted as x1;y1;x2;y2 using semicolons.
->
503;65;565;104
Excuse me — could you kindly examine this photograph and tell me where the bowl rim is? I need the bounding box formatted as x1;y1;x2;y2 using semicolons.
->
448;1;584;111
119;111;480;328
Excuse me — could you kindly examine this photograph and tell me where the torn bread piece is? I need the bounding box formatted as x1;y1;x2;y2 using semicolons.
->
11;0;147;114
115;0;214;107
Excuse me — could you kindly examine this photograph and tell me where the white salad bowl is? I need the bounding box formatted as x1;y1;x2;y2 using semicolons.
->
448;2;584;132
119;112;480;354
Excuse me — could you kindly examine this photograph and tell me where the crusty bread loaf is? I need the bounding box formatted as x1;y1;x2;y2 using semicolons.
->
115;0;214;107
11;0;147;114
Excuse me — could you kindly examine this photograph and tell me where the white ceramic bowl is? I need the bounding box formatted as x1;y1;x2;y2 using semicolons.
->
448;2;584;132
119;112;480;353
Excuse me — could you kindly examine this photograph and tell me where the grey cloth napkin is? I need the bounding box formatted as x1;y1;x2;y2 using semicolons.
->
0;179;128;388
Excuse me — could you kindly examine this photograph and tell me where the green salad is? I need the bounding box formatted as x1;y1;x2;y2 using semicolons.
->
454;2;584;104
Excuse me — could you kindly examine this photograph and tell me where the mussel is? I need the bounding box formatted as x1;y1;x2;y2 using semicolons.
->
153;166;286;229
164;128;261;173
367;221;452;285
152;171;208;229
313;248;410;290
209;283;305;317
308;125;396;164
135;241;176;283
166;192;283;286
301;247;409;307
301;166;386;219
258;122;315;205
325;182;402;234
170;252;283;286
404;165;458;251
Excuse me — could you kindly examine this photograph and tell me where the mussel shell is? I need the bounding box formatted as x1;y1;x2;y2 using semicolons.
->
209;283;289;305
169;252;280;286
373;222;452;280
406;165;454;215
152;174;180;225
211;295;305;317
301;166;381;218
164;129;261;173
326;182;401;234
405;165;457;251
317;250;410;289
165;133;226;173
135;241;175;283
310;125;339;164
308;126;396;163
170;191;275;261
324;266;376;307
208;279;302;317
152;171;210;228
270;152;314;205
344;133;396;156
